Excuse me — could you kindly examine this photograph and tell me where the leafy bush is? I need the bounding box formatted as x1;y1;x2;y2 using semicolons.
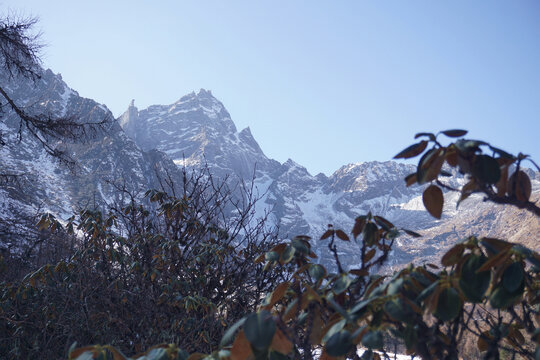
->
2;130;539;360
0;170;280;359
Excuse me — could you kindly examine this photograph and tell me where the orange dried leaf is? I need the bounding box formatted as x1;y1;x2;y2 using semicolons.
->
321;230;334;240
363;249;376;263
350;269;369;277
230;331;253;360
477;251;511;272
441;244;465;267
270;282;290;307
335;230;350;241
270;243;288;255
271;329;293;355
309;310;324;344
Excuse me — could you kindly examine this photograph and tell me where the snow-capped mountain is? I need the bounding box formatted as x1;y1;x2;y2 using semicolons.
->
117;90;433;239
0;68;182;254
1;68;538;270
117;89;539;269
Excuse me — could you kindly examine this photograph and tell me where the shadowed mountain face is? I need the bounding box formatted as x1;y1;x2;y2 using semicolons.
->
1;69;538;269
0;68;182;254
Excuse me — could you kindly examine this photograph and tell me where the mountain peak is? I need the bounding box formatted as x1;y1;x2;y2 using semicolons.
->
196;88;212;97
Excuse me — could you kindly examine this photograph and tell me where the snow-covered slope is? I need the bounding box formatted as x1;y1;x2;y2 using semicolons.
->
118;90;540;269
1;70;538;269
0;68;182;254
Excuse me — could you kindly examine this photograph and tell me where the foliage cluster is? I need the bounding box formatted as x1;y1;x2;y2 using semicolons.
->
61;131;539;360
0;15;538;360
0;170;280;359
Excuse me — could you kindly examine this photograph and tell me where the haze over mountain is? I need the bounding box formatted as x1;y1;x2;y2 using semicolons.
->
1;68;538;269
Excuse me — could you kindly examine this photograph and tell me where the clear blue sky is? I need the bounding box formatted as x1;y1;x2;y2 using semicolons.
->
3;1;540;175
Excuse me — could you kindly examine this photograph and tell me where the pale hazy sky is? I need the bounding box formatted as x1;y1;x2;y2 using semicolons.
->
3;1;540;175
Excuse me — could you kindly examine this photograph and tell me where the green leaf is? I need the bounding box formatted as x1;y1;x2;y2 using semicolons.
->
309;264;326;282
441;129;468;138
362;330;384;350
404;325;418;350
360;349;374;360
472;155;501;184
243;311;276;351
373;216;394;231
333;274;352;295
325;330;353;357
265;251;279;262
349;298;373;317
434;287;462;321
502;262;524;293
74;352;94;360
279;246;295;264
386;278;404;296
384;298;411;323
326;296;350;320
459;254;490;303
362;222;378;246
490;284;523;309
526;253;540;270
322;319;347;344
68;342;78;357
291;238;309;254
145;348;168;360
177;349;190;360
455;139;488;154
220;316;247;347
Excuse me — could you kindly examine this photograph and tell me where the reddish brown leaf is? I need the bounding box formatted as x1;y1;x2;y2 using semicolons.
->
277;243;291;254
363;248;376;263
352;217;366;239
476;251;511;272
441;244;465;267
477;331;491;352
270;282;290;307
441;129;468;138
335;230;350;241
309;310;324;344
271;329;293;355
422;185;444;219
423;149;446;183
495;165;509;197
508;170;532;202
230;331;253;360
320;229;334;240
405;173;417;187
394;140;428;159
446;149;458;167
69;347;96;360
350;269;369;277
